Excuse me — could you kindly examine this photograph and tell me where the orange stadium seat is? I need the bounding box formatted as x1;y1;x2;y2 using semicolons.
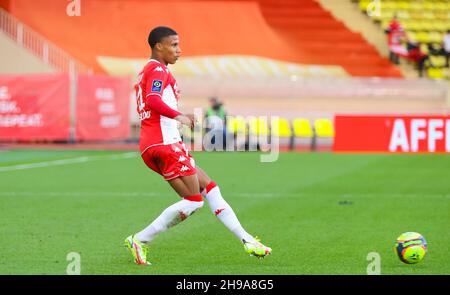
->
1;0;403;78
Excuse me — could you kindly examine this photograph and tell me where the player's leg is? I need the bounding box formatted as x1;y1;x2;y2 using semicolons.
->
127;174;203;265
196;166;272;258
126;144;203;265
134;174;203;244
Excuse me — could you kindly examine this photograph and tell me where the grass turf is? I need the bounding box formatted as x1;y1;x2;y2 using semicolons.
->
0;149;449;274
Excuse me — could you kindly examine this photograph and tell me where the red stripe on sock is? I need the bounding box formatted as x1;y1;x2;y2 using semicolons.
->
205;181;217;194
184;194;203;202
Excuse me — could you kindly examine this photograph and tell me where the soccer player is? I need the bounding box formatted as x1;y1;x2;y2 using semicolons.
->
125;26;271;265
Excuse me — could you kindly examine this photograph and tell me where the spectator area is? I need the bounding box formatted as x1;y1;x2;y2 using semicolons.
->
1;0;401;78
358;0;450;79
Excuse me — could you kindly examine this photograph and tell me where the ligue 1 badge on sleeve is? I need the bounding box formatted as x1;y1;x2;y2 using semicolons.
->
152;80;163;92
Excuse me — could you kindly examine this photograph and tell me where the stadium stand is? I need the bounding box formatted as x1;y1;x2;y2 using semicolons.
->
0;7;91;74
357;0;450;79
0;0;401;78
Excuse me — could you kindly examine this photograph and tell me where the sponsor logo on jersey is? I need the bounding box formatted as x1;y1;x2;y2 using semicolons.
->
180;165;190;172
139;110;151;121
151;80;163;92
174;147;181;153
154;66;164;72
178;155;187;162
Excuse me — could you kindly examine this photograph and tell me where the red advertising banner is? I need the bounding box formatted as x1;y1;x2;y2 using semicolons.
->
76;75;131;141
333;115;450;153
0;74;70;141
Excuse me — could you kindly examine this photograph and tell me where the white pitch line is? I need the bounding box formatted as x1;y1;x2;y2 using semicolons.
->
1;191;448;199
0;191;281;198
0;152;137;172
0;191;161;197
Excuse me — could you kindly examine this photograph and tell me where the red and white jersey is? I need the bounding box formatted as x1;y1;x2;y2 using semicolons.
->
135;59;182;153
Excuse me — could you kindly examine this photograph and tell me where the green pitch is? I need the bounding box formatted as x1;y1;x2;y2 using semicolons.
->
0;149;449;274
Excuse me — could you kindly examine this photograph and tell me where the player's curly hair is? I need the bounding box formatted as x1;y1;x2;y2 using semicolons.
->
148;26;178;49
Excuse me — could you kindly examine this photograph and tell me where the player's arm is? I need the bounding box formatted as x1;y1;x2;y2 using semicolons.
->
147;95;194;128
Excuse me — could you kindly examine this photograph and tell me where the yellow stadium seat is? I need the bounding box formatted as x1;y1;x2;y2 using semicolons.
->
379;10;395;21
409;1;424;11
423;2;436;11
434;12;447;20
382;1;398;11
433;21;447;32
227;116;247;135
422;11;435;21
420;43;429;55
415;31;430;43
429;55;447;68
400;20;412;30
292;118;313;138
409;11;424;19
406;31;416;42
408;20;421;31
397;1;411;11
396;10;410;20
270;117;292;138
314;119;335;138
371;7;390;21
359;0;371;12
427;67;446;79
428;31;443;43
421;21;434;31
435;2;447;11
248;117;269;136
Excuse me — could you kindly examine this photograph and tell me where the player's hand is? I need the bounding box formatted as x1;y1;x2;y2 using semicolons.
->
175;114;194;129
185;114;197;125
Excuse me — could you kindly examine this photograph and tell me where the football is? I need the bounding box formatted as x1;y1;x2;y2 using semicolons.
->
394;232;428;264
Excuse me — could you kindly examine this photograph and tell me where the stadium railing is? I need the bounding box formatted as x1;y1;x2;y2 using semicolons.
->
0;7;92;75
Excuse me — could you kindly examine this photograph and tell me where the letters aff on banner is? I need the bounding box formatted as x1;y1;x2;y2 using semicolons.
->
0;74;70;141
76;75;131;141
333;115;450;153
